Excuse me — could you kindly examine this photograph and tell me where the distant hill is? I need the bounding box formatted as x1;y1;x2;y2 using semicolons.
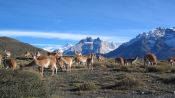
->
56;37;121;55
105;27;175;59
0;36;47;57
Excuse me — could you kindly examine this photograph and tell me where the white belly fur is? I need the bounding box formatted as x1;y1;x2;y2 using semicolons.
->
43;59;51;68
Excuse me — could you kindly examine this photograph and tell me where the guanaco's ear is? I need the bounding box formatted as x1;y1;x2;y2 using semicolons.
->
33;55;37;59
47;52;50;56
36;51;41;57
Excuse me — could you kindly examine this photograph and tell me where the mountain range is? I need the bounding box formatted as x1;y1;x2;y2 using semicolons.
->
105;27;175;59
1;27;175;59
54;37;121;55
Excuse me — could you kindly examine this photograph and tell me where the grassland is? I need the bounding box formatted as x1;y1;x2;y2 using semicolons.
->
0;58;175;98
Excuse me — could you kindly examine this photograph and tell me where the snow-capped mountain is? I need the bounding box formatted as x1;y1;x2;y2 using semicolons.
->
43;47;57;52
43;44;73;52
53;43;73;53
105;27;175;59
63;37;121;55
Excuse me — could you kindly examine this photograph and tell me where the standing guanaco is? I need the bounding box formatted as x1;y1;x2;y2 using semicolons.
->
144;53;157;66
115;57;124;66
33;52;57;77
86;53;95;70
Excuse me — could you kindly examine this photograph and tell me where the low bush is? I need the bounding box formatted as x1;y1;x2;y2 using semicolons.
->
76;81;97;91
113;66;131;72
170;67;175;73
102;75;144;90
115;75;143;90
160;75;175;84
0;69;59;98
147;66;165;72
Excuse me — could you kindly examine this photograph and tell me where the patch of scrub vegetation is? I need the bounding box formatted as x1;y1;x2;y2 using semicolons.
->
114;66;131;72
102;74;144;90
74;81;98;91
93;62;107;70
146;65;171;73
160;75;175;84
0;69;59;98
170;66;175;73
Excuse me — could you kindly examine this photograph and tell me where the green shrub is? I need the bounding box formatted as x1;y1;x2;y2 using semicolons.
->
93;62;107;70
76;81;97;91
113;66;131;72
160;76;175;84
115;75;143;90
0;69;57;98
147;66;165;72
170;67;175;73
102;75;144;90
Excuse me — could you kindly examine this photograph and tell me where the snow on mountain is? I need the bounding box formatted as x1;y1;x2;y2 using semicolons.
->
43;47;57;52
105;27;175;59
43;44;73;52
63;37;121;55
54;43;73;53
123;27;167;47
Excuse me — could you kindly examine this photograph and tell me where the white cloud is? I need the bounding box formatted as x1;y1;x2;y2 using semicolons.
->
32;44;62;47
32;44;63;52
0;30;130;42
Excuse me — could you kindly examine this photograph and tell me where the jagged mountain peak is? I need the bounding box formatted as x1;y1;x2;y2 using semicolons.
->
52;43;73;53
62;37;121;55
80;37;94;43
63;43;73;47
105;27;175;59
137;27;166;39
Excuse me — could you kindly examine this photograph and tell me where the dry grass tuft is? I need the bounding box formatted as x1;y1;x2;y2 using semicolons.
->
160;75;175;84
146;65;171;73
0;69;60;98
102;75;144;90
75;81;98;91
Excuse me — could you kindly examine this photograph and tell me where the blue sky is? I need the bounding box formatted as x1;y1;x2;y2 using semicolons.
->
0;0;175;50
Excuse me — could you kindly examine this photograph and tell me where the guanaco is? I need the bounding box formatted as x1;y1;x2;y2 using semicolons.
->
4;50;11;58
86;53;95;70
24;51;32;58
57;56;73;71
124;57;138;65
3;58;17;70
115;57;124;66
97;55;105;62
168;57;175;66
33;53;57;77
144;53;157;66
